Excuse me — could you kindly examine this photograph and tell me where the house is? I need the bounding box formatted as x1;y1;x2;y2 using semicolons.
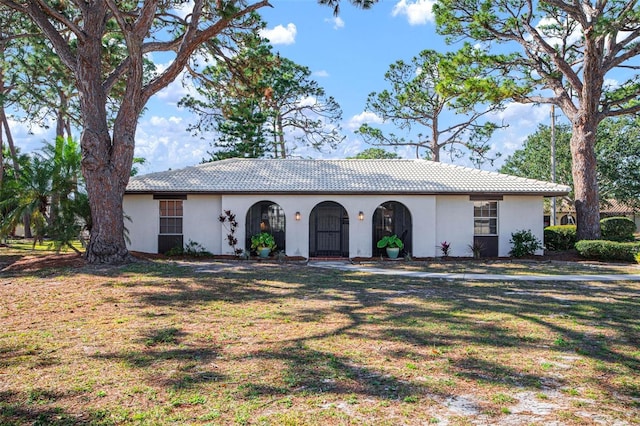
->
124;158;571;258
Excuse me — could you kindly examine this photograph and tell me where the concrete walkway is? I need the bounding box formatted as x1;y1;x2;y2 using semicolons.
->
308;261;640;282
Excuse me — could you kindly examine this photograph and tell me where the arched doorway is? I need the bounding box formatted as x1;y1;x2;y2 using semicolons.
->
372;201;412;257
309;201;349;257
245;201;286;254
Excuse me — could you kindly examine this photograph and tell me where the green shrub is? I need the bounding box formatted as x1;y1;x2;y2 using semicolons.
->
544;225;577;251
635;252;640;264
509;229;543;257
575;240;640;262
166;240;212;257
600;216;636;242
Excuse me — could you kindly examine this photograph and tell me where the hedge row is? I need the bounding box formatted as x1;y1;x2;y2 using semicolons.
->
575;240;640;262
544;216;637;251
544;225;577;251
600;217;637;242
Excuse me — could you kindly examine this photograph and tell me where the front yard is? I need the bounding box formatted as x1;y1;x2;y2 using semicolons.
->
1;250;639;425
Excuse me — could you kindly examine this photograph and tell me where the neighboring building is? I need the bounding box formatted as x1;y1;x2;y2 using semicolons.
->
124;158;570;259
544;199;640;230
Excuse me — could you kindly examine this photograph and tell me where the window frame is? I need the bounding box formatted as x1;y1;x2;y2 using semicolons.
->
473;201;498;236
159;199;183;235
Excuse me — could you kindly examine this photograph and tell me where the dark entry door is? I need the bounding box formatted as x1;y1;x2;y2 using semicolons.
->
310;202;349;257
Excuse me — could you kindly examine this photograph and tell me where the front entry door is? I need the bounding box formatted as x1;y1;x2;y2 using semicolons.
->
310;202;349;257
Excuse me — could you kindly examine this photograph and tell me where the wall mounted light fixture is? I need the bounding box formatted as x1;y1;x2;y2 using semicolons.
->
295;211;301;221
358;211;364;221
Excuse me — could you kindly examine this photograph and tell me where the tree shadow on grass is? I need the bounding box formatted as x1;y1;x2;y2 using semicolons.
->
4;258;640;422
0;389;115;426
242;344;435;401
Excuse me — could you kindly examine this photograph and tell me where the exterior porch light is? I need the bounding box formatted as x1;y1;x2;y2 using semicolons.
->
358;211;364;221
295;211;301;221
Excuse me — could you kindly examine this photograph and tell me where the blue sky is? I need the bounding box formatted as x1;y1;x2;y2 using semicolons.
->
9;0;554;174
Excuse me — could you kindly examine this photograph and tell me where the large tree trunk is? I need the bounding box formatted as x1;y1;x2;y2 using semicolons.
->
83;154;131;263
76;4;133;264
570;119;600;240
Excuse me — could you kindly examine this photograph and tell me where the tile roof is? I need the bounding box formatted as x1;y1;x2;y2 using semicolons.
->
125;158;571;196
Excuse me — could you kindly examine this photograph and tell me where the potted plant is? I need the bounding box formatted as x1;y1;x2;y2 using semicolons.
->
376;234;404;259
251;232;277;258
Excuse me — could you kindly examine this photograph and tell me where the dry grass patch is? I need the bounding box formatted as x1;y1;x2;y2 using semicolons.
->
1;250;639;425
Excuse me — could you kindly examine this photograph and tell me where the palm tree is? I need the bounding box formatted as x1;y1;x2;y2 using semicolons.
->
0;154;52;245
0;137;87;252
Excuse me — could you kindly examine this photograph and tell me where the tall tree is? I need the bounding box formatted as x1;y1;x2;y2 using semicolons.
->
356;49;505;165
434;0;640;240
0;137;87;251
594;117;640;208
0;5;28;184
0;0;374;263
500;117;640;208
499;123;573;199
183;37;344;160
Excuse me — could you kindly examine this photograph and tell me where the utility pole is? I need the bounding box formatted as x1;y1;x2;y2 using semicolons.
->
550;105;557;226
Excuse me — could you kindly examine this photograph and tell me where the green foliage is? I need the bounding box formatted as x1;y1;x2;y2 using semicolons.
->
544;225;577;251
597;115;640;207
575;240;640;262
635;252;640;264
501;118;640;208
499;123;573;194
347;148;400;159
182;34;344;160
600;217;636;242
468;240;484;259
509;229;542;257
356;48;503;166
434;0;640;242
0;137;87;252
376;234;404;249
166;240;212;257
250;232;276;251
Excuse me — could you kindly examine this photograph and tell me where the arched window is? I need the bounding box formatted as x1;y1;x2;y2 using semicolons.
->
246;201;286;253
372;201;412;257
560;214;576;225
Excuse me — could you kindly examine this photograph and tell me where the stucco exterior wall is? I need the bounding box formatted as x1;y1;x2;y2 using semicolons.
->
123;194;157;253
435;196;474;258
123;192;547;258
499;196;545;256
183;195;222;254
220;194;437;258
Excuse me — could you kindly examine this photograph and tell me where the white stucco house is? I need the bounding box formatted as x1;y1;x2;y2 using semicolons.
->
124;158;571;259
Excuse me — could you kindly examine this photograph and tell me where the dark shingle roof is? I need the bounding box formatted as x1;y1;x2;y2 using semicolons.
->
125;158;571;196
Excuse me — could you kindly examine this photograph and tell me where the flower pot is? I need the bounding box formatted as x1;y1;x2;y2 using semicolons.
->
258;247;271;258
386;247;400;259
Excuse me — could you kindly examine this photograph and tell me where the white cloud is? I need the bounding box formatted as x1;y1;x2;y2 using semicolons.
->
392;0;435;26
324;16;345;30
134;115;209;173
313;70;329;78
260;23;297;45
347;111;383;130
486;102;551;169
298;96;317;107
3;113;56;155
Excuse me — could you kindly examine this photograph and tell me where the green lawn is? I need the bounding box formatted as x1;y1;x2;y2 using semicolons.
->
1;250;639;425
